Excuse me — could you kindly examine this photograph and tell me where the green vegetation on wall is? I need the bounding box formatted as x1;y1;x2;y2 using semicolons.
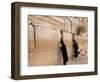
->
76;25;87;35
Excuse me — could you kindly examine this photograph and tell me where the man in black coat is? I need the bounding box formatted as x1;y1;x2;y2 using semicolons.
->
72;39;79;58
60;39;68;65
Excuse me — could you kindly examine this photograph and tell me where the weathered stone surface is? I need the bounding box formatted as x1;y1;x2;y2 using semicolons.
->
28;15;88;66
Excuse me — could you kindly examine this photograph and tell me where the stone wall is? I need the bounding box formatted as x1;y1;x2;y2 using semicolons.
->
28;15;88;66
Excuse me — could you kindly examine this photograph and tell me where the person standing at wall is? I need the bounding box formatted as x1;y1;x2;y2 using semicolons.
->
60;31;68;65
72;33;80;62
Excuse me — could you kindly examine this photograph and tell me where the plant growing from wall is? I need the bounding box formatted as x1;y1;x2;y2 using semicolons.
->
76;25;87;35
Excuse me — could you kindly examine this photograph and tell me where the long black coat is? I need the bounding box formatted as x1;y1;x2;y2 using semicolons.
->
60;43;68;62
73;40;79;58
